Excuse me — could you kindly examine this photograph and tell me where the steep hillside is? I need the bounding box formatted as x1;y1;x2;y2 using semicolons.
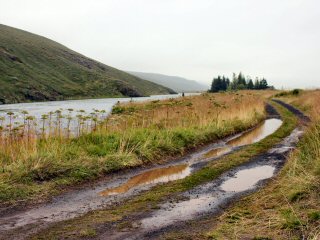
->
0;24;175;104
128;71;208;92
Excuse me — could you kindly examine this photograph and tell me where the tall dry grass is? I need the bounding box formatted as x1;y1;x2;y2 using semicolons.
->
104;92;265;132
291;90;320;120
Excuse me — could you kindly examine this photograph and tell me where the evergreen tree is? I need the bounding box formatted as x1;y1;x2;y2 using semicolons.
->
226;78;230;87
210;73;268;92
259;78;268;89
210;78;219;92
210;76;223;92
254;78;260;89
230;78;238;90
237;72;246;86
247;79;254;89
230;73;238;90
221;78;226;91
232;73;237;82
216;76;222;90
221;76;229;91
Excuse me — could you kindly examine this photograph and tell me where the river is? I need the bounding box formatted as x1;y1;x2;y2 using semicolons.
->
0;93;198;132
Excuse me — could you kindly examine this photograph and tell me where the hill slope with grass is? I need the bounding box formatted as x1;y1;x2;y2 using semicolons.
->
128;71;208;93
0;24;175;104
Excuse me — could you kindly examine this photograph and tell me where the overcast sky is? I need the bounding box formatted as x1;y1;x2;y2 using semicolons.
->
1;0;319;88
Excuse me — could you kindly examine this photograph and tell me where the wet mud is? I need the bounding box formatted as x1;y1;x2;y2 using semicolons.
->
99;164;190;197
220;165;275;192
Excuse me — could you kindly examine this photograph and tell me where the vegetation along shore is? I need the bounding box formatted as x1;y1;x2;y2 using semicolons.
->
0;92;265;205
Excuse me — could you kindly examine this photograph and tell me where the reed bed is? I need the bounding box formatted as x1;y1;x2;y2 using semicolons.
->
0;92;265;202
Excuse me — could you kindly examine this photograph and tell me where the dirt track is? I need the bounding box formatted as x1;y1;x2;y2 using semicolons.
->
96;100;308;240
0;100;309;239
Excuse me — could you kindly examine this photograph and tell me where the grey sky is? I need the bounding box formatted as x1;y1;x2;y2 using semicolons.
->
1;0;319;88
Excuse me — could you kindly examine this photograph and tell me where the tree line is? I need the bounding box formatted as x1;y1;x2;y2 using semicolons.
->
209;72;273;92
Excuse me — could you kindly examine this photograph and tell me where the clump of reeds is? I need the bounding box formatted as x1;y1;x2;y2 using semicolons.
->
0;108;107;161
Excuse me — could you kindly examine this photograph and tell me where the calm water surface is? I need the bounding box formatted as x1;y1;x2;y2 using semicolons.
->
0;94;198;131
0;94;192;117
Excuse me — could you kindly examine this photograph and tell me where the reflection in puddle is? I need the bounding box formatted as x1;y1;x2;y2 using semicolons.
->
220;165;275;192
141;195;217;229
204;119;282;159
229;119;282;146
99;164;190;196
99;119;282;197
204;146;231;158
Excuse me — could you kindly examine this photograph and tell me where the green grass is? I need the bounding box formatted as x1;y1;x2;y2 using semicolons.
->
29;101;298;239
0;24;174;104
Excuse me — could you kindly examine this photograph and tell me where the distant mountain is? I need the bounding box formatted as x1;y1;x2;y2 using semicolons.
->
0;24;175;104
127;71;208;93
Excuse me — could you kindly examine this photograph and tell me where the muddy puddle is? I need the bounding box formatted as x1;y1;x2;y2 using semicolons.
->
99;164;190;196
141;194;219;230
229;118;282;145
220;165;275;192
139;128;303;233
204;118;282;158
98;118;282;197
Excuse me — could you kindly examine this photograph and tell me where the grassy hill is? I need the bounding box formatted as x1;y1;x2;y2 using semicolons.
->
128;71;208;93
0;24;175;104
